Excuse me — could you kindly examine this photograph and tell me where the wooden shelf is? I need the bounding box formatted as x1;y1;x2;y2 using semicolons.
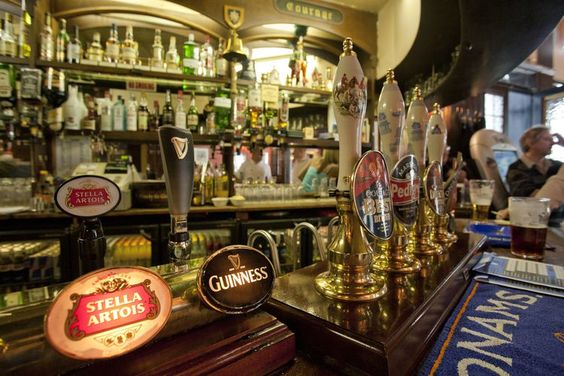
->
0;56;30;65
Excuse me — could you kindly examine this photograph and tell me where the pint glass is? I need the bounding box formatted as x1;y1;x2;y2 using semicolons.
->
469;179;495;221
508;197;551;260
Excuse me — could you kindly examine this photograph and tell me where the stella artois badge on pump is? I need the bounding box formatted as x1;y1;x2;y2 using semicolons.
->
55;175;121;218
224;5;244;29
197;245;275;314
44;267;172;360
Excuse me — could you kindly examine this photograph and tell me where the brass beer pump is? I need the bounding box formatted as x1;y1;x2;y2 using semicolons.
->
314;38;386;301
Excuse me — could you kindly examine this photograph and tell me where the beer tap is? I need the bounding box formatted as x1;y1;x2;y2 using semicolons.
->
158;125;195;263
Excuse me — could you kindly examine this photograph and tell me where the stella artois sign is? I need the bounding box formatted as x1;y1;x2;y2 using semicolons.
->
45;267;172;360
55;175;121;218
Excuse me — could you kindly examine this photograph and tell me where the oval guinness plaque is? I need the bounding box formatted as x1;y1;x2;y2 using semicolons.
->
55;175;121;218
197;245;275;314
351;151;393;240
424;161;446;215
391;155;420;226
44;267;172;360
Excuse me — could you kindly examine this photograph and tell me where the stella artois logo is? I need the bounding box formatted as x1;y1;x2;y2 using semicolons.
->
171;136;189;159
45;267;172;360
55;175;121;218
224;5;244;29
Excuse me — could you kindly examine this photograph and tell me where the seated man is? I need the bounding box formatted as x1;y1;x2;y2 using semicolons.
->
506;126;563;197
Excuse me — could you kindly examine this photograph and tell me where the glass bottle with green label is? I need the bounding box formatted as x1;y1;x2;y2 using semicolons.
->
187;92;199;132
213;87;232;133
182;33;199;75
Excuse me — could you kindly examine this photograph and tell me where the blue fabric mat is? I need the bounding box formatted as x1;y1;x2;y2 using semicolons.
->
419;281;564;375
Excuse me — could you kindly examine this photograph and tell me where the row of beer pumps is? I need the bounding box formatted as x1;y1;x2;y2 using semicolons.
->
155;37;463;302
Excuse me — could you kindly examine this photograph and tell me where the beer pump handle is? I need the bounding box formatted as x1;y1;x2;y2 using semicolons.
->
333;38;366;193
78;218;106;273
404;87;428;171
377;69;405;173
426;103;447;166
158;125;195;261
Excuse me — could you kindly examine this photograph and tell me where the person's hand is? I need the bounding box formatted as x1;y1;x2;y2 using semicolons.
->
552;133;564;147
310;156;325;171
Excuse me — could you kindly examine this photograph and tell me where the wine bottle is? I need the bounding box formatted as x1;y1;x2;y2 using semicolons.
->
162;90;174;126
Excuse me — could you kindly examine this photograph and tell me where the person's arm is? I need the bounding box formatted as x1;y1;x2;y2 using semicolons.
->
301;166;320;193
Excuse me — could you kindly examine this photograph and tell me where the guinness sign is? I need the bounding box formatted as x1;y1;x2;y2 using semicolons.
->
197;245;275;314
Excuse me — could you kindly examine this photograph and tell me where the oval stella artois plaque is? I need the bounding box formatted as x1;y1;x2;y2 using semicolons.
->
197;245;275;314
44;267;172;360
424;161;446;216
55;175;121;218
351;151;393;240
390;155;420;226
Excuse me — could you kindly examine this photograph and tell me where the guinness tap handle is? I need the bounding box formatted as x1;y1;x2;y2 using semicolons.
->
158;125;195;261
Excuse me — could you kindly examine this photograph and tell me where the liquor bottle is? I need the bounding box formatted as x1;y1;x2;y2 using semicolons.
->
263;100;278;145
82;96;97;131
86;32;104;62
39;12;54;61
1;13;16;57
149;100;160;131
62;85;82;130
213;86;231;132
112;95;126;131
127;94;138;131
105;23;120;63
247;81;262;134
175;90;186;129
162;89;174;126
151;29;164;68
0;63;16;100
120;25;137;65
137;94;149;131
187;92;199;132
18;0;31;58
199;35;214;77
79;91;88;125
215;38;227;78
56;19;69;62
165;36;179;70
203;98;215;134
66;25;82;64
278;91;289;134
99;91;113;131
182;33;199;75
213;164;229;198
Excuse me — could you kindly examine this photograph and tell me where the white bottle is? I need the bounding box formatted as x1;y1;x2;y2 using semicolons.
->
127;94;138;131
99;91;113;131
113;95;126;131
175;90;186;129
62;85;81;130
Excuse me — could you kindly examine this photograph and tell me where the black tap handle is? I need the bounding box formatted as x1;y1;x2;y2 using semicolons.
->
78;218;106;273
158;126;195;216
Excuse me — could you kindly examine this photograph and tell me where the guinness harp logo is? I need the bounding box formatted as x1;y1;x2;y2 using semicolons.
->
171;137;188;159
224;5;244;29
228;254;241;271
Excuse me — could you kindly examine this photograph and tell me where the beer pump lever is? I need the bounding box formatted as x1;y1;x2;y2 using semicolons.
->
158;125;195;263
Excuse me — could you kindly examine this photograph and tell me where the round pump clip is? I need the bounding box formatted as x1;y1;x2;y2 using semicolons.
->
55;175;121;218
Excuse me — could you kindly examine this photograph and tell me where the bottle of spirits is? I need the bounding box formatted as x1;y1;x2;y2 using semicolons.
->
247;81;262;135
0;63;16;100
82;95;97;131
182;33;199;75
56;19;69;62
215;38;227;78
18;0;31;58
39;12;54;61
165;36;179;70
120;25;137;65
67;25;81;64
137;94;149;131
203;98;215;134
105;23;120;63
79;90;88;125
278;91;289;135
149;100;160;131
162;89;174;126
214;164;229;198
151;29;164;68
62;85;82;130
187;92;199;132
127;94;138;131
199;35;214;77
112;95;126;130
86;32;104;62
213;87;231;133
1;13;16;57
99;91;113;131
175;90;186;129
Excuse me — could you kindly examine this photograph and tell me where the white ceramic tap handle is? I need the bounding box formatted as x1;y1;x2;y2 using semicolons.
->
404;87;428;172
377;69;405;173
426;103;447;165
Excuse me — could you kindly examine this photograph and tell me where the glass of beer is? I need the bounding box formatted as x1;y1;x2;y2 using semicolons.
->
469;179;495;221
508;197;551;260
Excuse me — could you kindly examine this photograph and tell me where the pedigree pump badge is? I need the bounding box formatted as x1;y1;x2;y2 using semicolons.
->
44;267;172;360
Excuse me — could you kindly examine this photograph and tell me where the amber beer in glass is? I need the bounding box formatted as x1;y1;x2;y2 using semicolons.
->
508;197;551;260
469;179;495;221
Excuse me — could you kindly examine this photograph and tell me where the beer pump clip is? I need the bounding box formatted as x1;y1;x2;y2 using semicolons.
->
158;125;195;263
54;175;121;273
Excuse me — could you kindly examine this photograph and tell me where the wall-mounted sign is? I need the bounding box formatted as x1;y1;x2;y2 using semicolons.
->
391;155;420;226
275;0;343;24
55;175;121;218
44;267;172;360
351;151;393;240
197;245;275;314
425;161;446;216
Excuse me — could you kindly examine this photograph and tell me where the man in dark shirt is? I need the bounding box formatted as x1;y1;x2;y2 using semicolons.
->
506;126;563;197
